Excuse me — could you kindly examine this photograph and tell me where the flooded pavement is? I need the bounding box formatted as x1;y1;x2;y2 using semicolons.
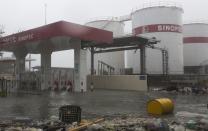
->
0;89;207;120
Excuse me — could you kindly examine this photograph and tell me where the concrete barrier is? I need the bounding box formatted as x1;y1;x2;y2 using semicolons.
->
87;75;148;91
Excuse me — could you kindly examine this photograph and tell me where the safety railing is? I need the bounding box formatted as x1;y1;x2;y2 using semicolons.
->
86;16;121;23
98;60;115;75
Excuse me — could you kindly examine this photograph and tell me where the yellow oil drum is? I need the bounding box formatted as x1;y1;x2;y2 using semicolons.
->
147;98;174;115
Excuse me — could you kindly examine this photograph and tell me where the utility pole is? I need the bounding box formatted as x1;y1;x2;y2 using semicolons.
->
44;4;47;25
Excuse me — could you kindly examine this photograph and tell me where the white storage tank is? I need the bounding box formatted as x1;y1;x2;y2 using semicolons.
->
85;18;125;75
126;2;184;74
183;23;208;74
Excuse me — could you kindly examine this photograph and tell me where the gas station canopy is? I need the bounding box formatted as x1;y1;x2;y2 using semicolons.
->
0;21;113;53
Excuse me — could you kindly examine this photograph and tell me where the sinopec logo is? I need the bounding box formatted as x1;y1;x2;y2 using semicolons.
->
0;33;34;44
157;25;182;33
133;24;182;35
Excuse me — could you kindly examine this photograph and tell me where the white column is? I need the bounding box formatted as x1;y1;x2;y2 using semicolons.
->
14;51;27;90
14;52;27;79
15;57;26;75
74;48;87;92
40;51;52;90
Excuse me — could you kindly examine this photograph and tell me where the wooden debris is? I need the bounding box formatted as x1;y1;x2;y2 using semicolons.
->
69;118;104;131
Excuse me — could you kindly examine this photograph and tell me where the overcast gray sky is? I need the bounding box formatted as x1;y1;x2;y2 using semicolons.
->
1;0;208;68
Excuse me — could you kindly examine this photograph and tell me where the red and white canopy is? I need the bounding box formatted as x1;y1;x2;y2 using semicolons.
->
0;21;113;53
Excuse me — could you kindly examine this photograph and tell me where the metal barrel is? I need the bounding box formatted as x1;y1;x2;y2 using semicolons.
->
147;98;174;115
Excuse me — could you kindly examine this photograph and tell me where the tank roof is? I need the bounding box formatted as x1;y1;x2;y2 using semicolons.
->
132;1;183;13
183;21;208;25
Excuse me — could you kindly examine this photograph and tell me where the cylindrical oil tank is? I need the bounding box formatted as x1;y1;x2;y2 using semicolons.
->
85;18;125;75
126;2;184;74
147;98;174;115
183;23;208;74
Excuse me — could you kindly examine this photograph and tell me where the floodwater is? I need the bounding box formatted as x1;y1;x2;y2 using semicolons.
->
0;89;208;120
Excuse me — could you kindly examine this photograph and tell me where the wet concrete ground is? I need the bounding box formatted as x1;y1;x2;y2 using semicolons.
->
0;89;207;120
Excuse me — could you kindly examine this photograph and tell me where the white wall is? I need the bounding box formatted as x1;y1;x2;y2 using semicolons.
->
87;75;148;91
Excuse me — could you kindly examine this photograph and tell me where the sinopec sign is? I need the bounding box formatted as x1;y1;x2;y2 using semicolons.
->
133;24;182;35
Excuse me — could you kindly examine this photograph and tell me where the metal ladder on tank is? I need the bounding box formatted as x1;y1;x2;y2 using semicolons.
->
162;49;169;75
98;60;115;75
97;18;114;76
147;46;169;75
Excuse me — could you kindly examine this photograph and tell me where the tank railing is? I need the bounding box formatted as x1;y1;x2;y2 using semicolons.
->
86;16;121;23
87;14;132;23
134;1;182;12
